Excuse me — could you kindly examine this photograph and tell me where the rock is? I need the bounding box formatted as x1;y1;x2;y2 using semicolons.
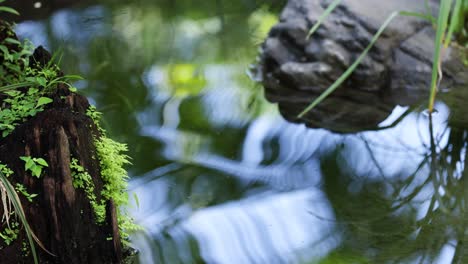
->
256;0;468;132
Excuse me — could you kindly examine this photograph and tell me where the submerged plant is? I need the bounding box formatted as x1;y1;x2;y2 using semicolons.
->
299;0;468;118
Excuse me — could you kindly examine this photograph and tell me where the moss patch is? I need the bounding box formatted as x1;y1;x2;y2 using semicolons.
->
87;106;141;241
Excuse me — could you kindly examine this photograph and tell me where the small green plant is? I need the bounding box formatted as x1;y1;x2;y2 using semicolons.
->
70;158;106;222
15;184;37;203
0;21;81;138
0;89;53;137
299;0;468;117
86;105;103;132
19;156;48;178
0;220;19;246
0;163;13;177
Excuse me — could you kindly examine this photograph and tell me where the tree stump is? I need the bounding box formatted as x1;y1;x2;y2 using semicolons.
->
0;20;126;263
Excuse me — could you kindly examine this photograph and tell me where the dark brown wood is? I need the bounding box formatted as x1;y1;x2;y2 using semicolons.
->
0;20;122;263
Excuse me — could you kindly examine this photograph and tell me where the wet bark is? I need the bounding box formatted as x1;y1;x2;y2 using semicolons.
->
0;21;122;263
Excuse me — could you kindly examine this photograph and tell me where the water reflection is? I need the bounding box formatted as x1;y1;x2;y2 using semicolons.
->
12;1;468;263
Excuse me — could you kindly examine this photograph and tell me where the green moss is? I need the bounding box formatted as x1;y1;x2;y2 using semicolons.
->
94;134;140;241
86;105;103;127
94;137;130;205
84;105;142;240
70;157;106;223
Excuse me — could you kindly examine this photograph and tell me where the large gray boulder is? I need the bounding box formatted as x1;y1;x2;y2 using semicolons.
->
256;0;468;132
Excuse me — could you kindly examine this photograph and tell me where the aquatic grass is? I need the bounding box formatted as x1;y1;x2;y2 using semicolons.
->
306;0;342;39
428;0;453;112
445;0;464;47
299;0;467;118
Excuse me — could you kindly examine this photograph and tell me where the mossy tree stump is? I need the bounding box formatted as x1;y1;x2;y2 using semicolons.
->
0;20;127;263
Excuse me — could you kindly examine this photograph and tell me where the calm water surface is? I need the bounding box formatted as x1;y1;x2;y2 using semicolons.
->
14;1;468;263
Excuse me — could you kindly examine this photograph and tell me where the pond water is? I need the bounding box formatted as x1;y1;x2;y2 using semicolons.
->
13;1;468;263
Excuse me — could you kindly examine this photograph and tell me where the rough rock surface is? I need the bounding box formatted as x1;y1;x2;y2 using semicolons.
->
256;0;468;132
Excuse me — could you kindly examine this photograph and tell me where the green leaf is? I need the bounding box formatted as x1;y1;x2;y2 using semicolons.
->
36;97;53;108
31;166;42;178
34;158;48;167
4;38;21;45
35;77;47;87
0;45;10;57
63;74;84;81
0;6;19;15
25;160;35;171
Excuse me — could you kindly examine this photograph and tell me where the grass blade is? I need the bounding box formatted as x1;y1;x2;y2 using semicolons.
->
0;173;38;264
424;0;438;24
444;0;463;47
428;0;453;112
0;82;35;92
0;6;19;15
298;11;400;118
306;0;342;39
0;173;56;262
